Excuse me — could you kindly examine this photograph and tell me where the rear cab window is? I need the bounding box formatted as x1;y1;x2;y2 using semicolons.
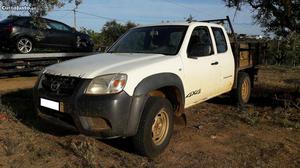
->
212;27;228;53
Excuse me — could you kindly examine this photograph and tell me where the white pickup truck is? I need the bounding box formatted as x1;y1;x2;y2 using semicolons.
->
34;17;264;157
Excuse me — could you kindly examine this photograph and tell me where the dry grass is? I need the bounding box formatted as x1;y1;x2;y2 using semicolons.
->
2;137;20;156
59;137;98;168
0;65;299;168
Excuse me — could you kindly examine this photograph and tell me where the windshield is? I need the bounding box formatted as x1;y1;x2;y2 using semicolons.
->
108;26;188;55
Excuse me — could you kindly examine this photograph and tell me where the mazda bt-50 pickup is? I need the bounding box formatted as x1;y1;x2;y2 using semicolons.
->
34;17;265;157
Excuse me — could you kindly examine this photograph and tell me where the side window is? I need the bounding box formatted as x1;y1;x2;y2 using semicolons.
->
28;18;48;29
14;18;29;27
212;27;228;53
187;26;213;57
47;21;71;31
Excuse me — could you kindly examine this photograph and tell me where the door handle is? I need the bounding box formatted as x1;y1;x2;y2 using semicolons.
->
211;61;219;65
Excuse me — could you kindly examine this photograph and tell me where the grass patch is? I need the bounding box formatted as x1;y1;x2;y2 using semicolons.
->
67;138;98;168
2;137;21;156
0;104;16;121
238;106;261;126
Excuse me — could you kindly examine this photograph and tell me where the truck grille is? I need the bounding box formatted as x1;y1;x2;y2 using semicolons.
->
41;73;81;96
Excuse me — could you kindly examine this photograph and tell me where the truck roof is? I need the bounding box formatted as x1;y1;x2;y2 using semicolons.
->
135;21;223;28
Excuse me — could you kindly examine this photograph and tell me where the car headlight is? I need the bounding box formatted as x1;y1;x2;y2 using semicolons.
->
85;74;127;94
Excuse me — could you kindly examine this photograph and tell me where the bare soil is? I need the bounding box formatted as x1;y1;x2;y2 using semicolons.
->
0;66;299;168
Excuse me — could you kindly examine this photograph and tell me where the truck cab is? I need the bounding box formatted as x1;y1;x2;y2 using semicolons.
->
179;22;235;107
34;18;262;157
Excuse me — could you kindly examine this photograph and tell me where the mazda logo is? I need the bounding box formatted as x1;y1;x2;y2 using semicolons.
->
50;81;60;92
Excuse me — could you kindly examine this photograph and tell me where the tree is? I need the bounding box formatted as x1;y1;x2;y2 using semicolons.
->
266;33;300;66
223;0;300;36
80;21;137;51
101;20;137;47
0;0;79;17
80;27;103;50
186;14;194;22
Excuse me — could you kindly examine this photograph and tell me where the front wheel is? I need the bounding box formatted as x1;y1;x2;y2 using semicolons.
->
232;72;251;106
16;37;33;54
132;97;174;158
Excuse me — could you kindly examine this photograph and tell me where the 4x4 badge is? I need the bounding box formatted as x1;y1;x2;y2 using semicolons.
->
186;89;201;98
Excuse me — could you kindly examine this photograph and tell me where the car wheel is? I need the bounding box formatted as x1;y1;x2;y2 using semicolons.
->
232;72;251;106
78;40;93;52
132;97;174;158
16;37;33;54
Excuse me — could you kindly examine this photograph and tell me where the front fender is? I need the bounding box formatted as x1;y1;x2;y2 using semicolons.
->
125;73;185;136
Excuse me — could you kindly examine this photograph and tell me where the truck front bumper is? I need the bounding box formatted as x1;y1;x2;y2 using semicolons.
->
34;75;144;138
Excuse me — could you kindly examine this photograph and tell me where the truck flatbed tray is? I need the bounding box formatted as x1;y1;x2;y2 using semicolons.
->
0;52;98;77
0;52;96;60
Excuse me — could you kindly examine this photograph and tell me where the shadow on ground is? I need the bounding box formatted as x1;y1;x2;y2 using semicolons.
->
1;79;299;155
0;88;139;154
0;73;38;79
0;88;77;136
208;83;299;108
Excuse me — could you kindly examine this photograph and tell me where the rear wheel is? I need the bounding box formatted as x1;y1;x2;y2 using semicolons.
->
77;40;93;52
16;37;33;54
132;97;174;158
232;72;251;106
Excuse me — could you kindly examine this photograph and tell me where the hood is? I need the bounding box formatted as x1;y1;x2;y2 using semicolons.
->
44;53;172;78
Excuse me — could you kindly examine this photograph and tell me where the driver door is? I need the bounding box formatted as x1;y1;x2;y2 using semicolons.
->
182;26;221;107
45;20;75;47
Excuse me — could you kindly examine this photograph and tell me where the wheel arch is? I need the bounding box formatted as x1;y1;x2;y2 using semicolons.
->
133;73;185;115
126;73;185;136
14;34;35;43
14;35;35;53
236;68;256;88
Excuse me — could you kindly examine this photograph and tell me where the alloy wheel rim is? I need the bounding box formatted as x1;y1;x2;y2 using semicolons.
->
18;38;32;53
152;109;169;146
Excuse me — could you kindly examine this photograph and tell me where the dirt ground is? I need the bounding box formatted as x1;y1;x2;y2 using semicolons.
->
0;66;299;168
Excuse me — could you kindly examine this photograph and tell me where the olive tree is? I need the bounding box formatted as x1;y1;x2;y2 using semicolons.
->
223;0;299;36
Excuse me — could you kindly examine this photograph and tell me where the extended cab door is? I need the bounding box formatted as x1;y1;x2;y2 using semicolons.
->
211;27;235;93
182;26;221;107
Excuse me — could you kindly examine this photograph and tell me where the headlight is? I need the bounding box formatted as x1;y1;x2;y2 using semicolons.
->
85;74;127;94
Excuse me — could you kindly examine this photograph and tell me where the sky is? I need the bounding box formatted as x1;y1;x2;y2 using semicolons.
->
0;0;263;35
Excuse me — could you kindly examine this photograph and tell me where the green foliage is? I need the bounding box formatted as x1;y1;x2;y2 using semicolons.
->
101;20;137;47
80;27;103;50
1;0;79;16
81;20;137;51
224;0;300;66
223;0;300;36
266;33;300;66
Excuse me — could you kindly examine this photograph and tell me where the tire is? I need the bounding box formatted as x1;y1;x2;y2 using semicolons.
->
232;72;251;106
16;37;33;54
132;97;174;158
79;40;93;52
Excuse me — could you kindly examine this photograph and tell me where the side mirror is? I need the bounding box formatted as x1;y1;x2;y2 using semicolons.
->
188;44;212;58
71;28;76;32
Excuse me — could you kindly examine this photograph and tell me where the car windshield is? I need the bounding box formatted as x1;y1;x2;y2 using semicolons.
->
108;26;188;55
